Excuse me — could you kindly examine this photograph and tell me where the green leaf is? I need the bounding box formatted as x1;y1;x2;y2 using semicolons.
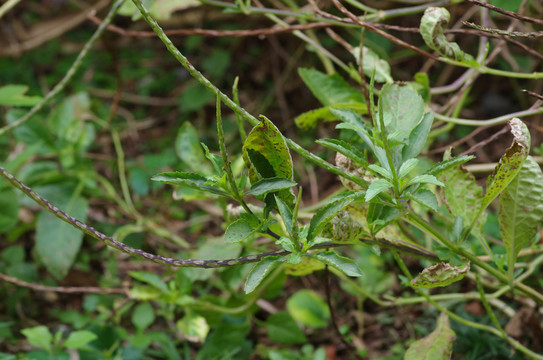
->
245;256;282;294
404;313;456;360
225;219;255;243
175;122;211;175
176;314;209;341
316;138;368;167
481;119;530;216
310;251;363;277
35;190;88;280
264;312;307;344
411;262;470;288
275;195;294;234
401;112;433;161
368;164;393;180
407;174;444;187
307;192;362;242
298;68;365;106
0;186;20;233
152;172;228;196
426;155;475;176
294;103;367;130
440;165;486;237
63;330;97;349
365;179;393;201
131;303;155;332
499;156;543;281
351;46;393;83
242;116;293;205
21;326;53;351
398;158;419;179
420;7;476;64
286;290;330;329
0;85;42;107
283;256;326;276
380;83;425;142
129;271;170;294
409;189;439;211
245;177;297;196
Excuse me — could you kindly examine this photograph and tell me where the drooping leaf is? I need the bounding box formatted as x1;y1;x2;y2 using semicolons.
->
244;256;283;294
499;156;543;280
245;177;297;196
264;312;307;344
365;179;393;202
404;313;456;360
351;46;393;83
411;262;470;288
225;219;255;243
284;256;325;276
35;189;88;280
481;118;530;214
298;68;365;106
0;85;42;107
242;116;293;205
420;7;476;64
310;251;363;277
286;289;330;328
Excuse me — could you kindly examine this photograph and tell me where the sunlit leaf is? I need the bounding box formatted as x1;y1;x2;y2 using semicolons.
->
0;85;42;107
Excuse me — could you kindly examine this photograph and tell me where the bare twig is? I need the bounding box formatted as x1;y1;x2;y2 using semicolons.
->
465;0;543;26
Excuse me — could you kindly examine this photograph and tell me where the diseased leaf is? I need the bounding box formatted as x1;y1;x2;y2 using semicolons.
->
298;68;365;106
365;179;393;201
310;251;363;277
411;262;470;288
225;219;255;243
245;256;283;294
404;313;456;360
245;177;297;196
481;118;530;214
420;7;476;64
242;116;293;205
499;156;543;281
351;46;393;83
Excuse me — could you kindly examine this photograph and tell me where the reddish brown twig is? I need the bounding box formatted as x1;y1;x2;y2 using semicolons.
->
0;271;128;295
460;125;511;156
522;89;543;101
465;0;543;26
87;14;332;37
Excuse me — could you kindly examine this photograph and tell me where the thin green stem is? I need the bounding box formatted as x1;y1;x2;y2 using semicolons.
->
112;129;138;217
232;77;247;142
433;107;543;126
0;0;125;136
